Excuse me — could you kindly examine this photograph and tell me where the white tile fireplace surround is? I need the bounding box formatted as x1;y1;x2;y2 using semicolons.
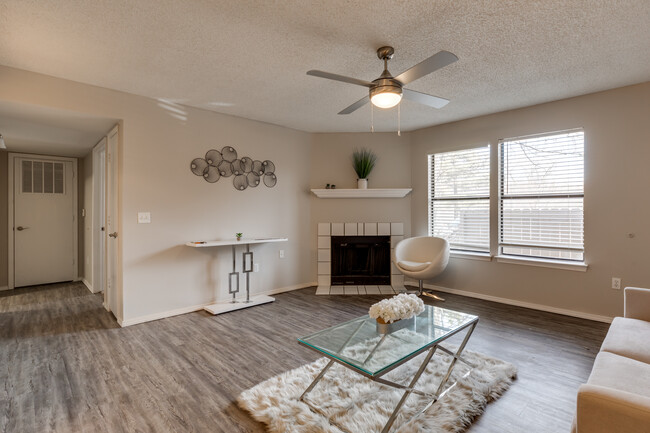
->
316;222;407;296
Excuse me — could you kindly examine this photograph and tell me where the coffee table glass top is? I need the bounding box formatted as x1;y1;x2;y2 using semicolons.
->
298;305;478;376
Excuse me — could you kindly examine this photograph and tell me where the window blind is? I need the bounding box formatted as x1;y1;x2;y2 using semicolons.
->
499;130;584;261
429;146;490;253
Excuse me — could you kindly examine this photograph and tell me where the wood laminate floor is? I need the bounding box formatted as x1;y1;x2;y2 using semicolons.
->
0;282;609;433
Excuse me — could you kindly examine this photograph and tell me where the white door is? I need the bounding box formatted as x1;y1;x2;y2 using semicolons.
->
105;127;119;314
13;157;76;287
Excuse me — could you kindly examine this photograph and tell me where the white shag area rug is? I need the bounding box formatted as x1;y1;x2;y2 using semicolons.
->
238;342;517;433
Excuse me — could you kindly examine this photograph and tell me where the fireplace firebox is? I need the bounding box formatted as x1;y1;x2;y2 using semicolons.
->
331;236;391;285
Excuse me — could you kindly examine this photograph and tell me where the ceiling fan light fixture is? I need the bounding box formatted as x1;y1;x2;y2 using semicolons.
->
369;84;402;109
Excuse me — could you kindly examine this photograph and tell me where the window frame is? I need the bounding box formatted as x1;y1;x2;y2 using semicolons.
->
497;128;585;264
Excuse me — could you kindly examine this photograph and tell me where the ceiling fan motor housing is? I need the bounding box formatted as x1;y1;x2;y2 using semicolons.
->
369;77;403;107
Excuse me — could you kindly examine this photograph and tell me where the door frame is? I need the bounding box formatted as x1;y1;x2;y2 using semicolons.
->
91;138;107;294
7;153;79;290
104;125;121;320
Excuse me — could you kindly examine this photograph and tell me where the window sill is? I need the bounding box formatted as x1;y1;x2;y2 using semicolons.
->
495;255;588;272
450;251;492;261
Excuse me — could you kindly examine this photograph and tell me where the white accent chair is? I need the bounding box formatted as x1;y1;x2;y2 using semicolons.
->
393;236;450;301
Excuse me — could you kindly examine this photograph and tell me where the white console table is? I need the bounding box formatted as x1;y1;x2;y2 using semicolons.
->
186;237;288;315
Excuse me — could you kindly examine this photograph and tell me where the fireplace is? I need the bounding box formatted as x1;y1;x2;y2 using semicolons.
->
331;236;391;285
316;222;406;293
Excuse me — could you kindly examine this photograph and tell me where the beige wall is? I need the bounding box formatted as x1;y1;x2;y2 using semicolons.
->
0;65;314;324
411;82;650;318
309;132;413;277
0;151;7;288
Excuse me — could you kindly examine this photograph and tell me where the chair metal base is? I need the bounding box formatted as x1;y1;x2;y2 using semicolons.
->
417;280;445;302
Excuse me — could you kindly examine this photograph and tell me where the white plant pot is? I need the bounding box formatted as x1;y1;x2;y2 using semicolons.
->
357;178;368;189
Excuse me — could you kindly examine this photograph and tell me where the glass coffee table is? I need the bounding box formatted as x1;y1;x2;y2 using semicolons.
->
298;305;479;433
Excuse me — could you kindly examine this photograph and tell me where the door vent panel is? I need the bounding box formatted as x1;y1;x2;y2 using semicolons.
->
22;160;65;194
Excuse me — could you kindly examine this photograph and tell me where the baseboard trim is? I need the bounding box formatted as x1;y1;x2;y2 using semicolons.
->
119;282;317;327
81;279;95;293
0;286;9;292
413;282;613;323
258;282;317;297
119;303;204;327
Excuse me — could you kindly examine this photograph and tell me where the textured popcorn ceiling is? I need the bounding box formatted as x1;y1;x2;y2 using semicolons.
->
0;0;649;132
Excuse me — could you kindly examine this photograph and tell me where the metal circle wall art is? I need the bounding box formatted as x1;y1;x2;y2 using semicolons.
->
190;146;277;190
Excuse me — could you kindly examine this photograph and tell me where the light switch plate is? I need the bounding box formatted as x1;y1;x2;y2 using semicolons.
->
137;212;151;224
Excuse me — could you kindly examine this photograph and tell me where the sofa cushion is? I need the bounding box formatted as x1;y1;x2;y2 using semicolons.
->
587;351;650;399
600;317;650;364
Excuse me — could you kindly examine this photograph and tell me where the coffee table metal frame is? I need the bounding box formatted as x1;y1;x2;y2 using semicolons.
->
298;315;479;433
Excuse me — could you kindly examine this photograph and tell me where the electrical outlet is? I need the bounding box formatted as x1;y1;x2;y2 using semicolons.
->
279;249;285;259
612;277;621;290
254;263;259;273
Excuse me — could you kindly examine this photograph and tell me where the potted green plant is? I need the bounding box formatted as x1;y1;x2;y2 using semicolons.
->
352;148;377;189
236;233;243;241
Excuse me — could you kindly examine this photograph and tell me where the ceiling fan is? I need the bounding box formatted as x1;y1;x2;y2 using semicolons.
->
307;46;458;115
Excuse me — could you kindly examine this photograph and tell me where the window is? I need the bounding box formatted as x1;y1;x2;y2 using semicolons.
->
429;146;490;253
499;130;584;261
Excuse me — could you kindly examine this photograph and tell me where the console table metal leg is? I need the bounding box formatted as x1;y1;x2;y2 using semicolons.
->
381;346;438;433
299;359;335;402
242;244;253;303
229;245;240;303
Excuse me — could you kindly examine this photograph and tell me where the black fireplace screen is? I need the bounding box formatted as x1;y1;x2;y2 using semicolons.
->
331;236;391;285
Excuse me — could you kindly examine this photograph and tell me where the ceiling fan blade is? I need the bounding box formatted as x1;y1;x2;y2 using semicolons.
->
394;51;458;85
338;95;369;115
307;70;373;88
402;89;450;109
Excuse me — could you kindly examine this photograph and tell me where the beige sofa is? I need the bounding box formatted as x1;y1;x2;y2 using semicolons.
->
572;287;650;433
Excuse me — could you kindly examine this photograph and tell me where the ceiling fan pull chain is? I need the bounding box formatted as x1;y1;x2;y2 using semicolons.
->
398;103;401;136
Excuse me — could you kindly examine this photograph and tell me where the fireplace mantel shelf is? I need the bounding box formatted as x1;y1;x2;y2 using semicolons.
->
311;188;412;199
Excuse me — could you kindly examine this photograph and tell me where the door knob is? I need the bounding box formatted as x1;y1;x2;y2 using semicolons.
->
16;226;29;231
108;232;118;238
